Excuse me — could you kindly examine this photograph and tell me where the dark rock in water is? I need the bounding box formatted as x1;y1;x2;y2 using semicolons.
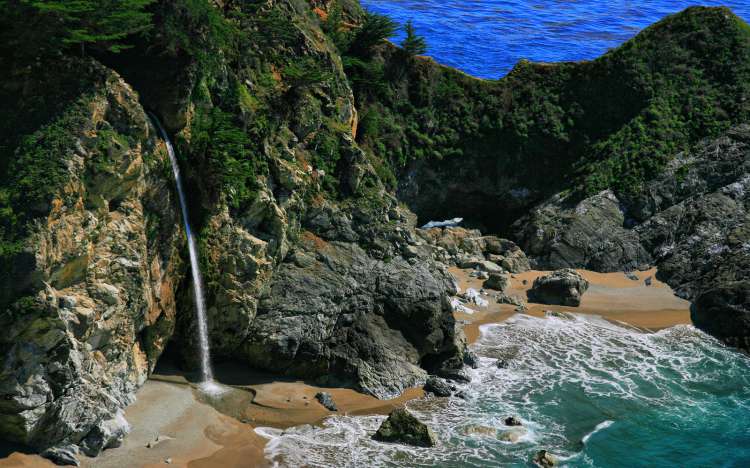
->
315;392;338;411
424;376;452;397
693;282;750;351
645;276;653;287
463;351;480;369
454;390;468;400
373;408;437;447
437;368;472;383
527;269;589;307
495;345;520;369
504;416;523;427
483;273;510;291
533;450;558;467
41;445;80;466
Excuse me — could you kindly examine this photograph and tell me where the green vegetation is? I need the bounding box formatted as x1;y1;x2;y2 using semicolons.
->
190;106;266;210
0;0;154;58
348;6;750;205
402;20;427;56
156;0;236;72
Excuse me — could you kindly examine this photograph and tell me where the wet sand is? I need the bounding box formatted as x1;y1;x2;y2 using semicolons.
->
451;267;691;343
1;266;690;467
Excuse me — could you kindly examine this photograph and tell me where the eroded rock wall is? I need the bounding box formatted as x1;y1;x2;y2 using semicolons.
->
0;62;183;451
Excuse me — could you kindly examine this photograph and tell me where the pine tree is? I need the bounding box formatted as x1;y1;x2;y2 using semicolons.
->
1;0;155;58
402;20;427;56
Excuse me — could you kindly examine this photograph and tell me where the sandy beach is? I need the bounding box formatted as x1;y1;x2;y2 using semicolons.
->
1;267;691;467
452;267;691;343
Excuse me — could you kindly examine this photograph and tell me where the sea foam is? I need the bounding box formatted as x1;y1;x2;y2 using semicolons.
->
258;313;750;467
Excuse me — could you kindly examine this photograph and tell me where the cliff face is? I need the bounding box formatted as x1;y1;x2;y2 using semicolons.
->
514;125;750;348
0;60;183;452
2;0;750;456
352;6;750;233
1;0;466;451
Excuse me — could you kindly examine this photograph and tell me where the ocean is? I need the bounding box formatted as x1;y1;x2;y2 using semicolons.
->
259;314;750;467
359;0;750;79
256;3;750;466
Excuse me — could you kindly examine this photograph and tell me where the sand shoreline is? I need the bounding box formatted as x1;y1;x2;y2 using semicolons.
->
0;267;691;468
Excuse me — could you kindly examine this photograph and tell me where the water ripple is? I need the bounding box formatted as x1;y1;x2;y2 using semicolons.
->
360;0;750;78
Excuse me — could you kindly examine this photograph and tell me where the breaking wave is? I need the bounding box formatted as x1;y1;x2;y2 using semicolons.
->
258;313;750;467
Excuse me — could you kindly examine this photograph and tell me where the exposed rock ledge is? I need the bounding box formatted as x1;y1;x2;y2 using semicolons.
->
0;63;183;452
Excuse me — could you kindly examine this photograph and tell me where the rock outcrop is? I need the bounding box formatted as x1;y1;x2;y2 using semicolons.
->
527;269;589;307
514;190;652;272
0;61;182;451
515;125;750;347
416;227;529;273
242;217;465;398
423;376;453;397
373;408;437;447
692;282;750;351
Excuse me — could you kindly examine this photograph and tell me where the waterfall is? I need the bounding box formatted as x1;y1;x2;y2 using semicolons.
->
149;114;214;385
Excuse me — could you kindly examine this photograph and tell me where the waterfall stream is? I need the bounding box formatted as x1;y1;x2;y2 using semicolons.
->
149;114;215;386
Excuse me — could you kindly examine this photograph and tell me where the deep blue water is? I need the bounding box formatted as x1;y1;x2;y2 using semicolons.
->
360;0;750;79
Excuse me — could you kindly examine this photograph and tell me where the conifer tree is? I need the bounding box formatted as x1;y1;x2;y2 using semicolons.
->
402;20;427;56
1;0;154;58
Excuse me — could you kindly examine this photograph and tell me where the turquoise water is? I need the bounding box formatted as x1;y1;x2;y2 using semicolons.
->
258;314;750;467
359;0;750;78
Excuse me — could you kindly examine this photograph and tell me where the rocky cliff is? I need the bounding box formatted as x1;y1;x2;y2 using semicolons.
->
1;0;750;458
0;59;183;453
0;0;465;453
514;125;750;348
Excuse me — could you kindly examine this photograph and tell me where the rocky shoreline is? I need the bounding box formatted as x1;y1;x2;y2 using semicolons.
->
1;0;749;463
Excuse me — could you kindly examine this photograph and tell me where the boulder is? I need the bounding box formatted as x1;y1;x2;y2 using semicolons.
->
459;258;504;274
533;450;558;467
314;392;338;411
41;445;80;466
692;282;750;351
527;269;589;307
373;408;437;447
483;273;510;291
484;237;531;273
496;293;525;307
80;410;130;456
504;416;523;427
423;376;452;397
463;351;480;369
